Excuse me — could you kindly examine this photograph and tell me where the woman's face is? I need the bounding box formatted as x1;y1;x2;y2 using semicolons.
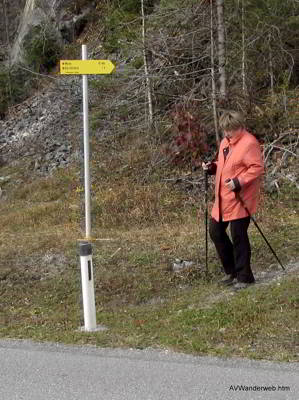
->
223;128;241;139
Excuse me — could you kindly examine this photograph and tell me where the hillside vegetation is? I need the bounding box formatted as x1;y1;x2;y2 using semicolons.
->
0;0;298;361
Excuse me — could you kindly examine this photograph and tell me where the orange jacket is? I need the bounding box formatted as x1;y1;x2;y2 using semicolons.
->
210;129;264;222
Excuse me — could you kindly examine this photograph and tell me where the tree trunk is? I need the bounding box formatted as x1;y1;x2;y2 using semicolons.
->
210;0;220;145
216;0;226;100
2;0;13;109
268;34;275;98
241;0;247;95
141;0;154;131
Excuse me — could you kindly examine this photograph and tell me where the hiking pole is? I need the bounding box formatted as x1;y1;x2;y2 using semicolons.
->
204;169;209;276
234;191;285;271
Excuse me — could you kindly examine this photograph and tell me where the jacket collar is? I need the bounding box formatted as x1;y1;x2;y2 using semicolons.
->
224;129;246;146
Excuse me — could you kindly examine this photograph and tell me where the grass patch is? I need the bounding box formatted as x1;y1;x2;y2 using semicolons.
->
0;137;298;362
1;264;298;361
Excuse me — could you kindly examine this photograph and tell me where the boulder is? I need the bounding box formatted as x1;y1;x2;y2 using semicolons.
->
10;0;59;65
9;0;96;65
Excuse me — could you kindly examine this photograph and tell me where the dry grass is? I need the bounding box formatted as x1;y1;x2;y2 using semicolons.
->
0;136;298;361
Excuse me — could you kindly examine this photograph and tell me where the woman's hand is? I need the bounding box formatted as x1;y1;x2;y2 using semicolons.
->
225;178;237;192
202;162;212;171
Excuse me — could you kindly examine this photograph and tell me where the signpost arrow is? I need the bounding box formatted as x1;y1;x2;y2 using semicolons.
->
60;59;115;75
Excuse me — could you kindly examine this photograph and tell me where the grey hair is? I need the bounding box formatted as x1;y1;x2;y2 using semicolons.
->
219;111;245;131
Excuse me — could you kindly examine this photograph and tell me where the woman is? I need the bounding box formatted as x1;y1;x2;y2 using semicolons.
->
203;111;264;290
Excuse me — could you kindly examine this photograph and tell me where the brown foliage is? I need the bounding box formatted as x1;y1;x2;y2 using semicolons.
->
165;104;209;168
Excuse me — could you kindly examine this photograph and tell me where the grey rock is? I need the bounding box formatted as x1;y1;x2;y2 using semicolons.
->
172;259;195;272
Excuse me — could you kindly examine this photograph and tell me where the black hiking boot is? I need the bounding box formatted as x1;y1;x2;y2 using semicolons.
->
218;274;236;287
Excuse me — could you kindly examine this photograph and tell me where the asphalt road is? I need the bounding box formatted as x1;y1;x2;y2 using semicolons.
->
0;339;298;400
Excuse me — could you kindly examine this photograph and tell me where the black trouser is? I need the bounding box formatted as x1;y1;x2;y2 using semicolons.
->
209;217;255;283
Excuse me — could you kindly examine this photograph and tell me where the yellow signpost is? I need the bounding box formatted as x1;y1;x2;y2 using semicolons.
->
60;59;116;75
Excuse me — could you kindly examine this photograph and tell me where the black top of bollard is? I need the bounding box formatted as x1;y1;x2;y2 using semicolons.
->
79;242;92;256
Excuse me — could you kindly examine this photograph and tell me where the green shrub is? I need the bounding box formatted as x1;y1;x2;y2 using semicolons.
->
131;56;144;69
23;25;62;73
0;67;9;117
0;65;34;116
112;0;141;13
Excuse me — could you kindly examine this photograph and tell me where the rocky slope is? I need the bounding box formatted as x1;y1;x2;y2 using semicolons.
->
0;75;82;175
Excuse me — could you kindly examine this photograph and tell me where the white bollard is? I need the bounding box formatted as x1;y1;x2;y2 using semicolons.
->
79;242;96;331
